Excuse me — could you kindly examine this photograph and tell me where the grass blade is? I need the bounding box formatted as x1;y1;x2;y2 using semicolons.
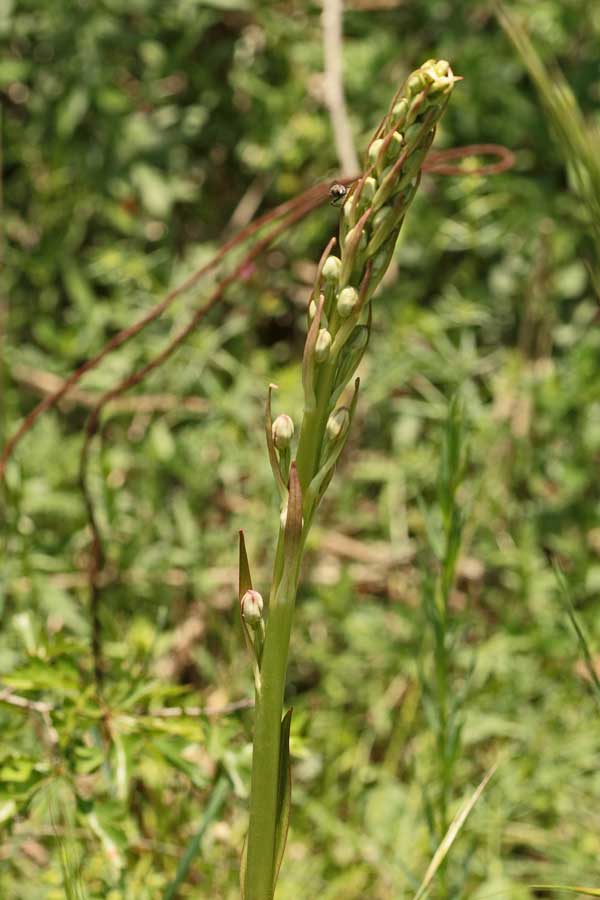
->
412;764;497;900
496;3;600;289
554;564;600;713
163;775;230;900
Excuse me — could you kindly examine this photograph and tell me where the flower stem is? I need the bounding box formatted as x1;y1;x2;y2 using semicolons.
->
295;360;336;496
245;591;296;900
242;58;458;900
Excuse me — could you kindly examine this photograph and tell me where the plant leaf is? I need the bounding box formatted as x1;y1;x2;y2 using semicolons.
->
238;530;253;601
412;764;496;900
283;463;303;569
554;562;600;713
272;708;293;893
164;775;230;900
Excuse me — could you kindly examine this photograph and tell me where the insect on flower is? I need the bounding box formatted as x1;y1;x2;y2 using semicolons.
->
329;182;348;206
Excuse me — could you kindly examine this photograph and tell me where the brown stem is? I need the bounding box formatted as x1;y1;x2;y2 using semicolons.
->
0;183;329;481
78;195;320;692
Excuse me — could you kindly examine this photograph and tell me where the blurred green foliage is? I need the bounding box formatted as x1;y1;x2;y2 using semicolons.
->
2;0;600;897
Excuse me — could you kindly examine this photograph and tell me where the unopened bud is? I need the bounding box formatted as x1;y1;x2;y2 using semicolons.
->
337;286;359;318
241;589;264;626
428;63;456;94
322;256;342;282
407;69;430;96
272;414;294;449
392;98;409;126
326;407;351;442
315;328;332;362
368;138;385;166
362;176;377;202
390;131;404;153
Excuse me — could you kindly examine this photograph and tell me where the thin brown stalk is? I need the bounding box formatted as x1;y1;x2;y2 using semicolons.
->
12;366;208;414
423;143;516;175
322;0;359;176
0;182;328;481
0;146;515;482
79;194;320;690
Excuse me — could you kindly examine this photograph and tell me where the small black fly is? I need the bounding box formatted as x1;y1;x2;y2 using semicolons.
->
329;183;348;207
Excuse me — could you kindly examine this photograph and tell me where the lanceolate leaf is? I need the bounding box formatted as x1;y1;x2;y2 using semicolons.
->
238;530;253;601
282;463;303;570
272;709;293;894
413;764;496;900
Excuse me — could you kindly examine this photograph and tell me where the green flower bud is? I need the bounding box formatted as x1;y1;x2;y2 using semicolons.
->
427;60;455;94
322;255;342;282
340;207;371;287
391;98;409;126
314;328;332;363
272;414;294;450
433;59;450;77
367;205;397;257
407;69;430;96
362;176;377;202
241;589;264;627
368;138;385;165
390;130;404;154
326;406;351;442
337;286;359;318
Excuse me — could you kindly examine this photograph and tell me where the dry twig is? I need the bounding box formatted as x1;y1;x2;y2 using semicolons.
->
322;0;359;176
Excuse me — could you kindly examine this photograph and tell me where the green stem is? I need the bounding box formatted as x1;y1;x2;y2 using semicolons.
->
245;363;336;899
295;360;336;495
245;523;304;899
245;599;296;899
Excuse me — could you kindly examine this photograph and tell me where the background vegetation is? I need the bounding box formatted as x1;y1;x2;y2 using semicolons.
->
2;1;600;897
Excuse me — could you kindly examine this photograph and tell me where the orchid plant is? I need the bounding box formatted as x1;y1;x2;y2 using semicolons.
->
239;58;458;900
